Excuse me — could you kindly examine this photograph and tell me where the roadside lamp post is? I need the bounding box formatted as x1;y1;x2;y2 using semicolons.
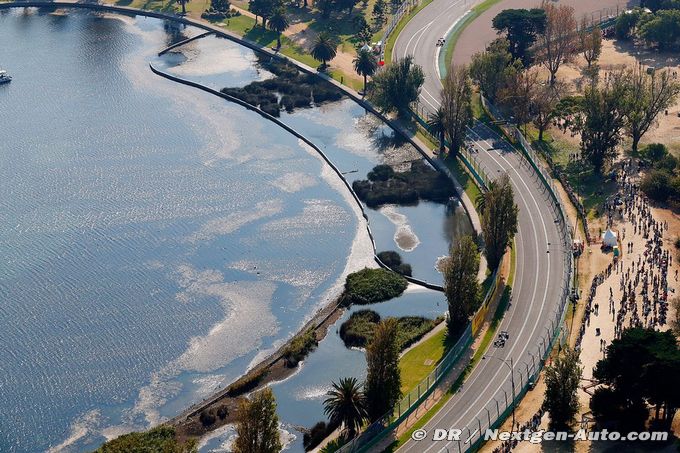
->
483;355;516;429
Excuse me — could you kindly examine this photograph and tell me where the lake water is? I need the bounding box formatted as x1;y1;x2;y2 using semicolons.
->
0;8;469;452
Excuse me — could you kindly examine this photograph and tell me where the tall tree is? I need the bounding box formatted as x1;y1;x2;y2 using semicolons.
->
578;17;602;70
427;107;446;154
441;65;473;156
531;81;562;141
353;48;378;93
492;8;546;65
176;0;189;15
469;38;514;101
501;63;539;129
311;33;338;68
250;0;281;26
555;73;628;174
323;377;368;438
622;66;680;154
443;235;480;333
268;8;289;49
364;318;401;421
639;9;680;50
233;388;282;453
372;0;386;27
593;328;680;431
368;55;424;116
544;347;582;430
580;75;627;173
536;3;577;85
478;173;518;271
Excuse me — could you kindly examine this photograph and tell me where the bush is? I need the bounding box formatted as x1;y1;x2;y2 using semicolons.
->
226;369;269;397
220;59;344;117
339;310;436;349
643;143;668;161
216;404;228;420
353;161;456;208
640;169;675;201
303;419;341;451
199;409;216;427
282;329;318;367
96;426;194;452
344;268;408;305
368;164;395;181
655;154;678;172
339;309;381;347
377;250;412;276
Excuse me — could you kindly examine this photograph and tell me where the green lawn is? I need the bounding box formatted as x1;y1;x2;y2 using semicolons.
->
383;0;435;64
387;242;516;451
398;327;452;394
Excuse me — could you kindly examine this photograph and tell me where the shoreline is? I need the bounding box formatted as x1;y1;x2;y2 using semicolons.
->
0;3;483;448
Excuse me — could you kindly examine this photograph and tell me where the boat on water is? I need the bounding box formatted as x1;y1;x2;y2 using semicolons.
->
0;70;12;84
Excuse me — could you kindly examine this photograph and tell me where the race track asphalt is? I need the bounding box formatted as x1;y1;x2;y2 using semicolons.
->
393;4;571;451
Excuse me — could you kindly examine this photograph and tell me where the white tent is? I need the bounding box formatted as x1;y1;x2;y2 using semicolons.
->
602;229;618;247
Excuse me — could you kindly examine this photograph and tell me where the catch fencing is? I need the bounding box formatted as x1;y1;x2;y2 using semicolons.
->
338;96;574;451
336;108;501;453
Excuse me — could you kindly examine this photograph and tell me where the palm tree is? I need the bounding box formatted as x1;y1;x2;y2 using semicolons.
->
427;107;446;154
311;33;338;70
353;48;377;94
268;8;289;50
323;377;368;439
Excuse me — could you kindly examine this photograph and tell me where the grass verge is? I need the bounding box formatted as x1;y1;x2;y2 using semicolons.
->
387;242;516;450
383;0;435;64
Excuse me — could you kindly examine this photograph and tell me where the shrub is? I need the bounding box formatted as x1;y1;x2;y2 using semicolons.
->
96;426;194;452
640;169;675;201
339;310;381;347
303;419;340;451
220;59;344;116
226;369;269;397
282;329;318;367
339;310;436;349
199;409;216;427
216;405;228;420
353;161;456;208
643;143;668;161
377;250;412;276
344;268;408;305
655;154;678;172
367;164;395;181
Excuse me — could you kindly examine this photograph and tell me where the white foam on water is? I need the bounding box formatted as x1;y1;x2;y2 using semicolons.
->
47;409;101;453
294;383;332;401
270;171;317;193
188;199;284;243
379;205;421;252
166;36;273;77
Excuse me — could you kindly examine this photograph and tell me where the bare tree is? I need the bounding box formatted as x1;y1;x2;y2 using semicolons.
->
622;65;680;154
532;81;563;141
501;63;539;129
441;65;473;156
578;16;602;70
537;3;577;86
